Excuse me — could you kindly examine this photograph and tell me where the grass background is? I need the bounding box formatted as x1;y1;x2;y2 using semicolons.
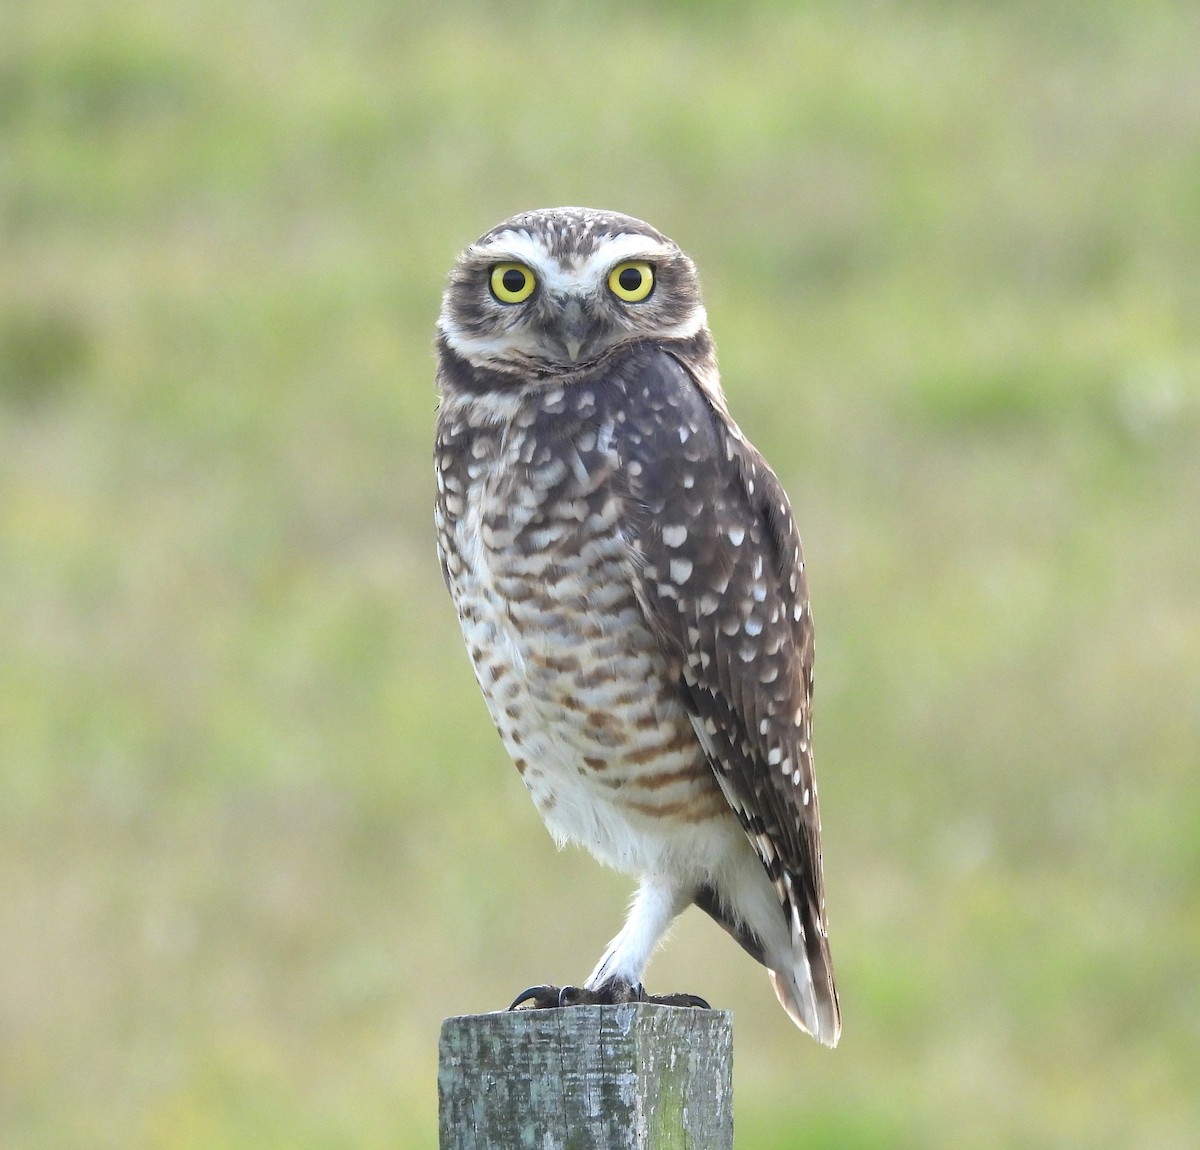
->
2;0;1198;1146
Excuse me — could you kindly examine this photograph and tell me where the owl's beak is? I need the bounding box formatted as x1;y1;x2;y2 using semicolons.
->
558;297;589;363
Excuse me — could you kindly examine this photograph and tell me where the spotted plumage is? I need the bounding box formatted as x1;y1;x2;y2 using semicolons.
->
434;207;840;1045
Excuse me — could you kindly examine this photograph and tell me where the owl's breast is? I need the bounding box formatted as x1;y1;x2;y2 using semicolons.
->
435;393;729;875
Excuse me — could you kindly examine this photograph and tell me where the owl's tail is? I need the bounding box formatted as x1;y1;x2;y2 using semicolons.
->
768;885;841;1047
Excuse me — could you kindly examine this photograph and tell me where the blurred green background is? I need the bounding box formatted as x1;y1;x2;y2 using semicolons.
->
2;0;1198;1146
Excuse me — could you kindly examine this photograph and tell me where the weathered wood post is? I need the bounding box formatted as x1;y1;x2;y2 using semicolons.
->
438;1003;733;1149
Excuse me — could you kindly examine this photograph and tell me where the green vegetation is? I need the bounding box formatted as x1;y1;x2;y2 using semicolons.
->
2;1;1197;1146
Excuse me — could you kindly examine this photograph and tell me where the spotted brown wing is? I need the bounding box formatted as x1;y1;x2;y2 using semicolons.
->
615;348;837;1023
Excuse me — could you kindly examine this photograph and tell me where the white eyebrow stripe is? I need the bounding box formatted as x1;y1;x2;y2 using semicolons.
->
477;231;578;294
573;234;677;285
473;230;678;297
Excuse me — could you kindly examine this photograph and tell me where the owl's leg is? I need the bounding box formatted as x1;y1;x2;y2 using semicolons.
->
508;875;710;1012
584;874;692;993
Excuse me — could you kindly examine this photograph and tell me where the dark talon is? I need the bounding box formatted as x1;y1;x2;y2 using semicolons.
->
647;992;712;1009
508;984;563;1011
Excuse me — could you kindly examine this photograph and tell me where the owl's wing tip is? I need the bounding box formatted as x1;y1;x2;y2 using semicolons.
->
770;887;841;1046
769;965;842;1047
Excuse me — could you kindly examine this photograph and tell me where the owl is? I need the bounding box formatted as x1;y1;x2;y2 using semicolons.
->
433;207;840;1046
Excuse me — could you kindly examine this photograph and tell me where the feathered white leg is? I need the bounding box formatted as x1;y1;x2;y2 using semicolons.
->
586;875;692;991
506;875;701;1013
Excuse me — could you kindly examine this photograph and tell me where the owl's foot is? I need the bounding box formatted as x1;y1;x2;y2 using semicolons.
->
641;991;713;1009
507;984;574;1010
507;981;711;1011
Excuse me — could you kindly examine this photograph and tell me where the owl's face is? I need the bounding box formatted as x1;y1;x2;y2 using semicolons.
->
438;207;708;376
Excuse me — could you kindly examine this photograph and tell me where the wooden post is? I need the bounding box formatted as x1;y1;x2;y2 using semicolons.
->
438;1003;733;1149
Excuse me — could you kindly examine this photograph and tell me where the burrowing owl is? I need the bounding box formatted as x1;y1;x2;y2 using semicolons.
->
433;207;840;1045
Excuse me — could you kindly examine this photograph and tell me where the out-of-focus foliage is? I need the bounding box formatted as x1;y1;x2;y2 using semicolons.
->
2;1;1197;1146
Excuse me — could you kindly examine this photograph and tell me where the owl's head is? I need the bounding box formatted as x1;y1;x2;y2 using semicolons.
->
438;207;708;377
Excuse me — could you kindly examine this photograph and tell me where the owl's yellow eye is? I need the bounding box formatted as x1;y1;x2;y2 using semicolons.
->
607;261;654;302
490;263;536;304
